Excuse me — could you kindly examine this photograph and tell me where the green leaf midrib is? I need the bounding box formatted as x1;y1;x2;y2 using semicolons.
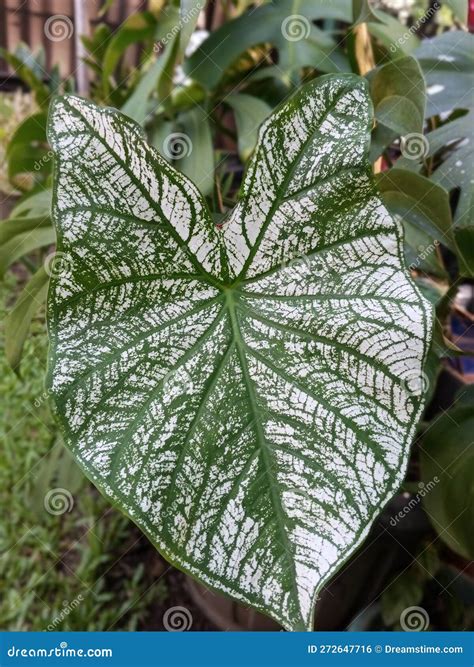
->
235;86;354;282
225;288;306;629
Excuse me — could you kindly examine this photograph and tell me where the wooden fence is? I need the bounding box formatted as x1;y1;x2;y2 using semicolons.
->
0;0;146;89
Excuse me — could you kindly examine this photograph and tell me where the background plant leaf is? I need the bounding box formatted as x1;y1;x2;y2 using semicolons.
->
368;55;425;136
5;266;49;372
184;0;351;89
176;105;214;196
376;168;454;251
224;93;272;161
415;31;474;118
420;405;474;561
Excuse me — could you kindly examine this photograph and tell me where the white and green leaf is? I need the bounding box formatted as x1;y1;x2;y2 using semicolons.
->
46;74;433;631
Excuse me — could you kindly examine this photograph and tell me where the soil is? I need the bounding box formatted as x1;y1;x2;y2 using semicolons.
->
111;524;217;631
147;568;217;631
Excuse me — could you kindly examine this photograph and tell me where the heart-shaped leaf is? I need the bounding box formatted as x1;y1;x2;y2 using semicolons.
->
47;74;433;631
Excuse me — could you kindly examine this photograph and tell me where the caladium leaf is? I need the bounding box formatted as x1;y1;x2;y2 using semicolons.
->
47;74;433;631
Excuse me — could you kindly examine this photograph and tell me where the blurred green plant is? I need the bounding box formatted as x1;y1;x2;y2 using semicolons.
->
0;276;167;630
0;91;38;194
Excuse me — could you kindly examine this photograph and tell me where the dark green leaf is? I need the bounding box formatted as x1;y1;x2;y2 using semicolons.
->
6;112;48;157
420;406;474;560
376;169;454;251
225;93;272;161
175;105;214;196
368;12;420;55
7;144;51;191
102;12;157;93
425;112;474;271
185;1;351;89
403;223;447;278
415;31;474;117
5;266;49;371
369;56;425;136
121;34;179;126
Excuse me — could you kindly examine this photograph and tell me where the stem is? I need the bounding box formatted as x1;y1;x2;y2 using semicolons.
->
437;282;459;322
426;116;438;176
215;175;224;214
353;23;375;76
382;150;393;169
353;23;383;174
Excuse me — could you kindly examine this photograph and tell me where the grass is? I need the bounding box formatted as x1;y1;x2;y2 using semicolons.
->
0;274;167;630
